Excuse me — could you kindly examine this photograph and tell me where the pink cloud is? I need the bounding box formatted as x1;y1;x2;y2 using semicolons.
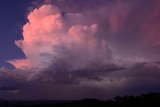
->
9;4;111;78
7;59;31;69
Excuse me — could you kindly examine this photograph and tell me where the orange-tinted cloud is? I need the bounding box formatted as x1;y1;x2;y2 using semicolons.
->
7;59;31;69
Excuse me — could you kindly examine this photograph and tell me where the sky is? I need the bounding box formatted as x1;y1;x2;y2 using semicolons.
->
0;0;160;100
0;0;34;69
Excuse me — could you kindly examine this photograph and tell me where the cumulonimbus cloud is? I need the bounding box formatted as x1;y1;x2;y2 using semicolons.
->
7;4;113;82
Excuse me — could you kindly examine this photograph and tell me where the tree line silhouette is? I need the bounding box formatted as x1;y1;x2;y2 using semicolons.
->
0;92;160;107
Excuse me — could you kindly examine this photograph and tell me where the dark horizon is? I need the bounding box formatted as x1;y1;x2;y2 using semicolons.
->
1;92;160;107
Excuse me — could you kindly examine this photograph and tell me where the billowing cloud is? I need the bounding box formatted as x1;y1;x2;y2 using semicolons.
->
8;4;114;82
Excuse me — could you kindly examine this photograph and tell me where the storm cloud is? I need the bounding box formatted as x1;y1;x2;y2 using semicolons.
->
0;0;160;100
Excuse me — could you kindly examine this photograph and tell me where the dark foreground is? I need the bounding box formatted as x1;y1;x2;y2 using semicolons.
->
1;92;160;107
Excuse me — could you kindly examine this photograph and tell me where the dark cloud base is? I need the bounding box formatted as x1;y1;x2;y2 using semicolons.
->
1;62;160;100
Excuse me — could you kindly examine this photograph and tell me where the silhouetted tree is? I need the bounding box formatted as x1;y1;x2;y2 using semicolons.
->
1;92;160;107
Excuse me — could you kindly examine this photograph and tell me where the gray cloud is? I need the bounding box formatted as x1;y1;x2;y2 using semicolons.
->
1;62;160;100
